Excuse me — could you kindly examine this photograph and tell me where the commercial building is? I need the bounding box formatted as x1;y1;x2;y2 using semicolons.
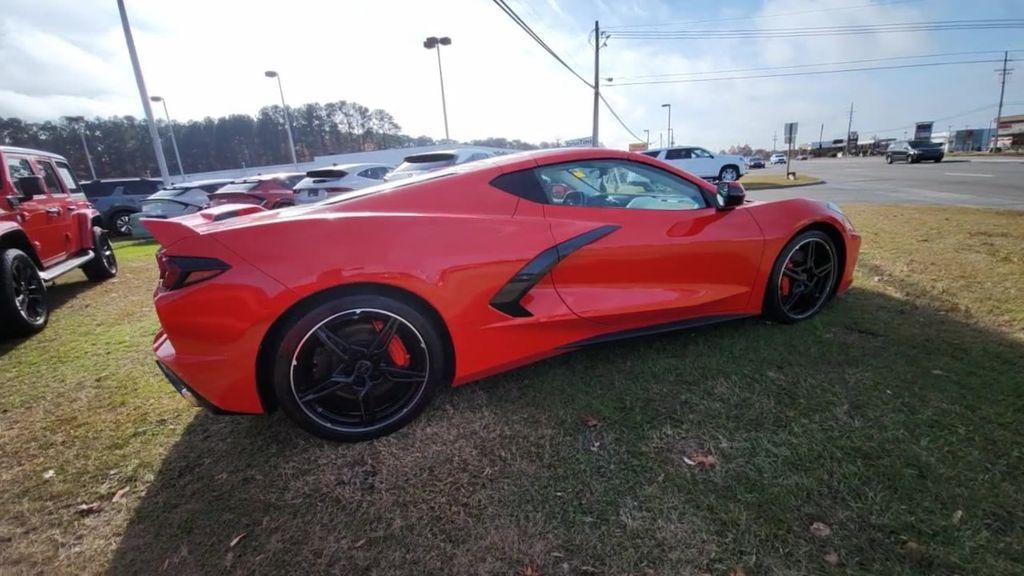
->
994;114;1024;149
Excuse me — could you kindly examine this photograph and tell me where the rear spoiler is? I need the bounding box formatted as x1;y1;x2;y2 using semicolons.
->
141;203;267;247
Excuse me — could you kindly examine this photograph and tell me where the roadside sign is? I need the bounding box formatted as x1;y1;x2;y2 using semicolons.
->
914;122;933;140
628;142;649;152
784;122;798;145
563;137;592;147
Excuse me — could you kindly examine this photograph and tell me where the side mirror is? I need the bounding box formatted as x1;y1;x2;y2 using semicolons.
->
715;180;745;210
16;175;46;200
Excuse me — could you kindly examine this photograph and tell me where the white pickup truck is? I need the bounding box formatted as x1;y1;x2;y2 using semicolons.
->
641;146;747;182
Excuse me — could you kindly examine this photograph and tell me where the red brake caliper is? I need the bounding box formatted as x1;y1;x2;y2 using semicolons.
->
781;263;793;296
372;320;410;367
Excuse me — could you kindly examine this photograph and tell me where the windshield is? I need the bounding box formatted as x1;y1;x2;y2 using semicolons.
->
217;182;260;193
149;188;192;199
141;199;188;213
910;140;941;149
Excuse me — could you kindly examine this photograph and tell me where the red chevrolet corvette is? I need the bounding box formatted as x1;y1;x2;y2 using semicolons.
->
147;148;860;441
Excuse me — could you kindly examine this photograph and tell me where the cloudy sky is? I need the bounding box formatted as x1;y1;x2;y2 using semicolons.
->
1;0;1021;151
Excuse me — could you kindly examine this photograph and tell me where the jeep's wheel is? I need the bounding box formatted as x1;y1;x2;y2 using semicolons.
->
271;293;447;442
0;249;48;337
111;212;133;236
83;227;118;281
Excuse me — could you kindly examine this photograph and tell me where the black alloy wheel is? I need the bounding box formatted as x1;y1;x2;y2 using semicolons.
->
83;227;118;281
0;249;48;337
273;294;445;442
765;231;838;323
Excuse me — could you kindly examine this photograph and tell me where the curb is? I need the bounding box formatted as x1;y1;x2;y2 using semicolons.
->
743;179;825;191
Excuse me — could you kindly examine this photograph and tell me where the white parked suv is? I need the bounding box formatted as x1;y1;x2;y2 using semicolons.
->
292;163;392;204
641;146;747;181
770;153;787;165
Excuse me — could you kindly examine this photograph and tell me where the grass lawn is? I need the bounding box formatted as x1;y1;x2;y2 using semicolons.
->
1;205;1022;575
741;173;823;190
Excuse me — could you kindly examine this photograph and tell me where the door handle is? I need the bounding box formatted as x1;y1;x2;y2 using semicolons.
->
46;207;61;216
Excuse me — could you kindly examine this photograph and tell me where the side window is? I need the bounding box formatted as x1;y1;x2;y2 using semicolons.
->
358;168;380;179
54;161;81;193
6;157;35;195
664;148;691;160
692;148;713;159
641;151;660;158
533;160;707;211
466;153;490;162
38;161;65;195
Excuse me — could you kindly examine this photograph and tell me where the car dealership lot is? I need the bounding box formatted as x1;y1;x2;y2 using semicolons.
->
748;156;1024;209
1;205;1022;575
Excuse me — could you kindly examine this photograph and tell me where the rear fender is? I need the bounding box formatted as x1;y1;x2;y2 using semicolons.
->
0;221;41;266
73;208;101;250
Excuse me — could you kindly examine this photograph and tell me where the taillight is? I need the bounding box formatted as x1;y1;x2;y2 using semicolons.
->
156;250;230;290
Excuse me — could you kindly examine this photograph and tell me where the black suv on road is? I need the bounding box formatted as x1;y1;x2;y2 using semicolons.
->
81;177;163;235
885;140;944;164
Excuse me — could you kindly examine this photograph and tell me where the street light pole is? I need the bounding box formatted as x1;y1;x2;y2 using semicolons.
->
63;116;96;180
423;36;452;142
661;103;672;147
644;129;650;146
264;71;298;168
116;0;170;185
150;96;185;178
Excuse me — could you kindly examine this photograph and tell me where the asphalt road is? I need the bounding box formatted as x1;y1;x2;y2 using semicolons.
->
745;156;1024;209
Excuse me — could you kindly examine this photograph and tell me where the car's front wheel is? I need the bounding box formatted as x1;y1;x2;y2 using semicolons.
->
719;165;740;181
885;155;893;164
271;293;447;441
0;249;48;337
763;230;839;323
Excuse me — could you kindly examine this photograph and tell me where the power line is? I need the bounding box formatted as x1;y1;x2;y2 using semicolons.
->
860;100;1024;135
606;58;1008;86
610;49;1023;81
604;0;927;30
610;19;1024;40
490;0;592;88
599;93;643;142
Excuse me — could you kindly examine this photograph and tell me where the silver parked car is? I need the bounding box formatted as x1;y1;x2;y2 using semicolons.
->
384;149;494;182
129;180;230;239
292;163;392;205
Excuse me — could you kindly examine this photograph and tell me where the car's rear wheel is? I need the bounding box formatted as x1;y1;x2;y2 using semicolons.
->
82;227;118;281
885;155;893;164
110;211;134;236
0;249;48;337
719;165;740;181
271;293;446;442
764;230;838;324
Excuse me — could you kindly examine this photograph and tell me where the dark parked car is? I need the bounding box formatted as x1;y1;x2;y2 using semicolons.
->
81;178;162;236
747;156;765;169
885;140;944;164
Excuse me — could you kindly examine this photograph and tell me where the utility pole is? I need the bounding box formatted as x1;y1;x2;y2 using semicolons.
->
845;101;855;156
772;131;777;153
592;20;600;147
644;129;649;146
660;132;663;148
818;123;824;155
117;0;170;185
993;50;1012;151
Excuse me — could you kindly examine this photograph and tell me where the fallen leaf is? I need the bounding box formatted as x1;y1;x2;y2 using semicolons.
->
729;567;747;576
809;521;833;538
903;541;924;564
952;510;963;524
75;502;103;516
42;469;55;480
229;532;247;548
112;487;130;503
353;538;367;548
823;550;840;566
519;564;541;576
581;415;601;428
691;453;718;470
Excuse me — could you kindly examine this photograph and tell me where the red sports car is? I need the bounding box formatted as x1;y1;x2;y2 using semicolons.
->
146;148;860;441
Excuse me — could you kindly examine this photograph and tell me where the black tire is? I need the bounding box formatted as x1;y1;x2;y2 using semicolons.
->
885;155;893;164
934;157;943;163
82;227;118;282
0;249;48;337
109;211;134;236
718;165;740;182
763;230;839;324
271;293;447;442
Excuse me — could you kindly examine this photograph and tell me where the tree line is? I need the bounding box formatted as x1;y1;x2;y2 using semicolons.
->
0;100;550;180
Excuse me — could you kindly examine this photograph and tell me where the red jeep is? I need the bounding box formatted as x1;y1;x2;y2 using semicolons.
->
0;146;118;337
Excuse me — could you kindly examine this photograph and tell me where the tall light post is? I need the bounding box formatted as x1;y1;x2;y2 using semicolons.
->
661;103;672;147
423;36;452;142
150;96;185;178
117;0;170;185
63;116;96;180
644;129;650;146
264;70;298;168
